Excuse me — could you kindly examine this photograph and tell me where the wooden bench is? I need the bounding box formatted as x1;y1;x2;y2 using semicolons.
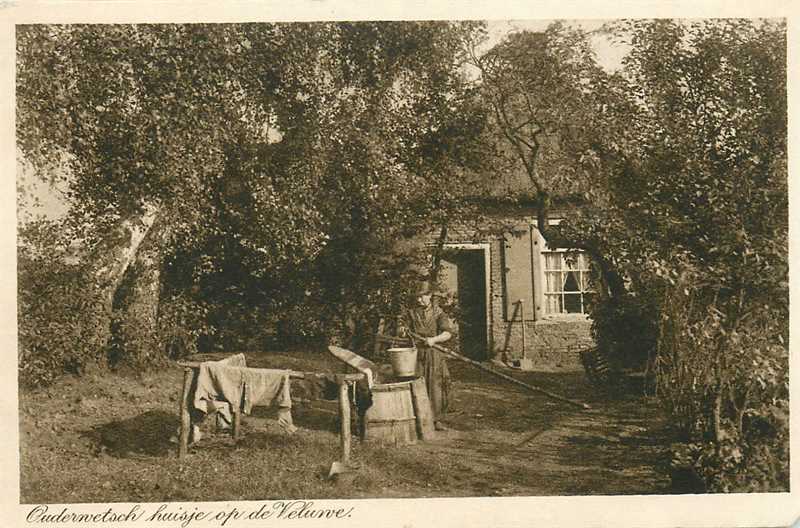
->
176;358;364;465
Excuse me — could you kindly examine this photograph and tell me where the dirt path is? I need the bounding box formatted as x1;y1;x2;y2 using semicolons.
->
415;405;669;496
19;352;673;502
360;361;673;497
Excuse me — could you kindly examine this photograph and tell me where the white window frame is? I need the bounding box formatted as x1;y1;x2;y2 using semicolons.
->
541;249;593;316
532;219;593;321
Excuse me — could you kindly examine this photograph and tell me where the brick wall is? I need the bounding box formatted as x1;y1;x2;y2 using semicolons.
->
491;317;592;369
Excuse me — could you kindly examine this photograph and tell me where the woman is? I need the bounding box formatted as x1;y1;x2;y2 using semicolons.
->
400;281;454;431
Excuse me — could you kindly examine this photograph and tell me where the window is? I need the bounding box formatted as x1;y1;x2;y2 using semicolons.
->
543;251;593;315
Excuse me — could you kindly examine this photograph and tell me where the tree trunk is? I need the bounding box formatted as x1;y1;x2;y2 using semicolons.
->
109;211;169;367
84;207;159;366
534;191;626;299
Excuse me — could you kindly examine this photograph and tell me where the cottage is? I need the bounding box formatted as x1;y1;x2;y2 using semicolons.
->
418;199;595;370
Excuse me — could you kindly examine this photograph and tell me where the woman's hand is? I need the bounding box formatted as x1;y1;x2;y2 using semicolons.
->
424;331;451;347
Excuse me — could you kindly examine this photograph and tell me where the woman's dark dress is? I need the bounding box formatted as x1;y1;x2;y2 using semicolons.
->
404;303;454;420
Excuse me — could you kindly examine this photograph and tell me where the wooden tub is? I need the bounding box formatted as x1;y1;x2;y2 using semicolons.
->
361;378;436;445
362;381;418;446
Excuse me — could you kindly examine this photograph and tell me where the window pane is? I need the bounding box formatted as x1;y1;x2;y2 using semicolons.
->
563;271;580;292
542;251;593;314
563;293;582;313
544;252;561;271
545;294;562;314
545;271;560;293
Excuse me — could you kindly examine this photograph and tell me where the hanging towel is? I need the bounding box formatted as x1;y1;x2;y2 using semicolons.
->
193;354;247;414
186;354;297;435
239;368;292;413
194;364;292;414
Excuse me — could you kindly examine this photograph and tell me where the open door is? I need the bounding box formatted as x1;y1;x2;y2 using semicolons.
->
437;248;488;361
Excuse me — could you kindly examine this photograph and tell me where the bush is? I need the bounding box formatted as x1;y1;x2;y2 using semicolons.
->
18;220;109;386
157;293;214;359
653;270;788;492
590;292;657;373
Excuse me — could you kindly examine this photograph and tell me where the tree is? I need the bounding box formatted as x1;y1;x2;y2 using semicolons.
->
469;23;629;299
570;19;788;491
17;21;489;373
472;18;787;491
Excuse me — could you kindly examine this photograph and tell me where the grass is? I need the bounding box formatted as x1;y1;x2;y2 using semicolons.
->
19;348;674;502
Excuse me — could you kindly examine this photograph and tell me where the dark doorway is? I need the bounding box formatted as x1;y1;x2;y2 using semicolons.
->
438;249;488;361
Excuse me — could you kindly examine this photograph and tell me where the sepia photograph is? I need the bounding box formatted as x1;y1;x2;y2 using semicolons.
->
5;3;796;526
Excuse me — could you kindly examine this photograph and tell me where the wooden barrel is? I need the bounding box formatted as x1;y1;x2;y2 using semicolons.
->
362;381;418;445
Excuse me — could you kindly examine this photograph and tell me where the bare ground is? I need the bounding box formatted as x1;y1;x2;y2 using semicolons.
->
19;350;674;503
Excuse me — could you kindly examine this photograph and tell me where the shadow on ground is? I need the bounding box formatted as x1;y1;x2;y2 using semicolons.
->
83;410;177;458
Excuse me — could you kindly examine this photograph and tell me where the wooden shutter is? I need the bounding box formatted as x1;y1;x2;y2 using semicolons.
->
531;226;544;319
503;225;534;320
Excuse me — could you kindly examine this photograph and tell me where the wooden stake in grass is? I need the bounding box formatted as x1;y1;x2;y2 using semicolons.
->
179;368;193;458
338;381;351;466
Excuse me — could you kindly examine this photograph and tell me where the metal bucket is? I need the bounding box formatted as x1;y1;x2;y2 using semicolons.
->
388;347;418;377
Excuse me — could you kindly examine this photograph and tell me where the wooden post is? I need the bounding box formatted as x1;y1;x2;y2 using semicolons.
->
410;377;436;441
232;411;242;441
338;381;351;465
232;391;243;441
374;318;386;356
179;368;193;458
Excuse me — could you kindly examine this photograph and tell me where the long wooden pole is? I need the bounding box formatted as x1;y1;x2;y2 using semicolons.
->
519;300;527;360
409;332;590;410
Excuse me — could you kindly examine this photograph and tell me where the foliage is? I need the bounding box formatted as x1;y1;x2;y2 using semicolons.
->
470;23;610;207
588;291;658;371
563;19;788;491
17;220;109;386
17;22;490;371
156;293;213;359
480;18;789;493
